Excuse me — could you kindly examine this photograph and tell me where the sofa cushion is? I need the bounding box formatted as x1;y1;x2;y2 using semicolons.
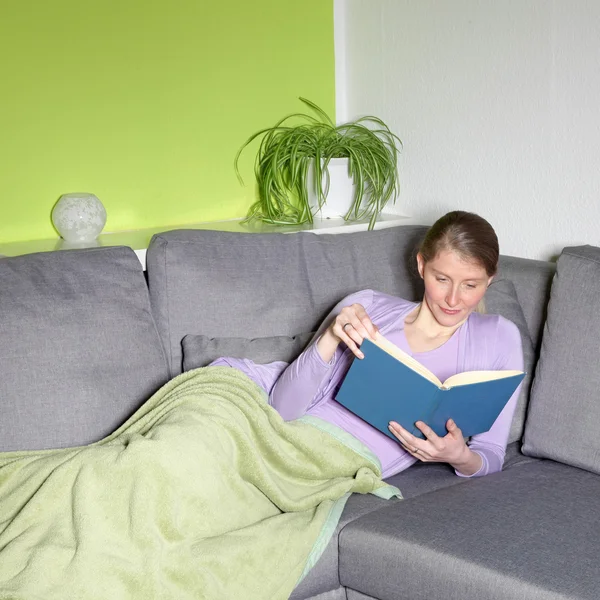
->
290;493;393;600
291;460;468;600
0;247;170;452
146;226;428;375
182;331;315;371
483;278;535;443
346;591;377;599
496;255;556;352
294;443;532;600
522;245;600;474
340;460;600;600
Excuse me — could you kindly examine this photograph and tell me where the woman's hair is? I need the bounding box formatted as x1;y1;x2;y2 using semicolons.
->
418;211;499;277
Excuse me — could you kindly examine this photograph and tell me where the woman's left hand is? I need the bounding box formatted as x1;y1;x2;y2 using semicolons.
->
388;418;477;471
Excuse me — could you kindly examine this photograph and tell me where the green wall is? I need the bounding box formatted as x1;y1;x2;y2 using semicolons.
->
0;0;334;243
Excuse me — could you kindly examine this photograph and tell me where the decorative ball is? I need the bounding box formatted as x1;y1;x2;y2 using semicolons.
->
52;193;107;243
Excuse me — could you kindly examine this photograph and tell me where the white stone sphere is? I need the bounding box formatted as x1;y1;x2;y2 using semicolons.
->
52;193;107;243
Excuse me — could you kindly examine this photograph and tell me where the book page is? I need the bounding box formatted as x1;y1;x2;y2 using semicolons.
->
443;370;524;388
371;332;442;387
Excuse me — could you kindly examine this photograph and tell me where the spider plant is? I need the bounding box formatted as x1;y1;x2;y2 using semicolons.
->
234;97;402;230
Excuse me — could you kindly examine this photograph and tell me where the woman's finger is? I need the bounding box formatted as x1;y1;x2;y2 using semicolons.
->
446;418;464;439
337;304;376;342
389;421;432;459
399;442;428;460
341;321;368;344
388;421;415;448
402;445;428;460
342;317;371;344
334;307;374;357
335;321;364;358
414;421;444;451
352;304;378;339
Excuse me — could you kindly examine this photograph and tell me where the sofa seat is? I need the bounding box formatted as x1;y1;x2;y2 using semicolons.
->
292;460;474;599
294;443;531;599
339;460;600;600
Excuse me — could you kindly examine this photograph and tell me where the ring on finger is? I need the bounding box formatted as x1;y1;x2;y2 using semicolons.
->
413;447;419;454
342;322;353;333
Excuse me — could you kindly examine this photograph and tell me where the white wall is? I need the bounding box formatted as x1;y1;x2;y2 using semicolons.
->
336;0;600;260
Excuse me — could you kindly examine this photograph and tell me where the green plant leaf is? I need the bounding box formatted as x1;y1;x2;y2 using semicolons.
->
234;97;402;228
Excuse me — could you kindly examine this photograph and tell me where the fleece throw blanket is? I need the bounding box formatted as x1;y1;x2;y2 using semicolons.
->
0;367;400;600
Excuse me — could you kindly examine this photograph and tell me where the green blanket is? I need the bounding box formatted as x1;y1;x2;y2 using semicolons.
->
0;367;400;599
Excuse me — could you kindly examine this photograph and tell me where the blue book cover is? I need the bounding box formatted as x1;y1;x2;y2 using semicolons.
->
335;334;525;440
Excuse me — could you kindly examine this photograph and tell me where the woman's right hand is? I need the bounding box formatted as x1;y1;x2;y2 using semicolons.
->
316;303;378;362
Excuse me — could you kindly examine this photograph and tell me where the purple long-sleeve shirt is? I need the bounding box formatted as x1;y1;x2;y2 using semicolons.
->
269;289;524;479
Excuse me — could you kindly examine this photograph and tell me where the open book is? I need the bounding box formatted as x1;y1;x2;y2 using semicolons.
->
335;332;525;440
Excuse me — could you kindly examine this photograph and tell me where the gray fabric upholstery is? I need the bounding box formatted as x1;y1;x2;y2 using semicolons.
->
182;331;315;371
484;278;536;442
386;441;534;495
292;457;474;599
383;460;467;500
296;445;529;600
300;588;349;600
340;460;600;600
146;226;428;375
523;245;600;474
500;440;540;470
290;492;393;599
496;255;556;352
347;592;376;600
0;247;170;451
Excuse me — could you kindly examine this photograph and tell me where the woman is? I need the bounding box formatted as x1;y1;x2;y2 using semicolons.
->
269;210;524;478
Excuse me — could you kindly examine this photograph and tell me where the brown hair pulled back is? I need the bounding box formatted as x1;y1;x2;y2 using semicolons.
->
419;211;499;277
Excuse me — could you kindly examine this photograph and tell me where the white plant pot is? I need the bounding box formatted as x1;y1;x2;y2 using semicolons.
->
307;157;362;219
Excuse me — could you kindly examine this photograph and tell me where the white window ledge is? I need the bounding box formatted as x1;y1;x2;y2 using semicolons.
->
0;213;420;269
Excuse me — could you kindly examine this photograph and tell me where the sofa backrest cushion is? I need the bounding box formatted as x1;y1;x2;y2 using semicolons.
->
496;255;556;353
522;245;600;474
182;331;316;371
0;247;170;452
146;226;428;375
484;278;536;443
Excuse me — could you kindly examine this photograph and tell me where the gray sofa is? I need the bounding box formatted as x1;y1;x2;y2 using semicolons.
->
1;224;598;599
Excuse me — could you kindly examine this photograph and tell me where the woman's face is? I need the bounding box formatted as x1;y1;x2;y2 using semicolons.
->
417;249;494;328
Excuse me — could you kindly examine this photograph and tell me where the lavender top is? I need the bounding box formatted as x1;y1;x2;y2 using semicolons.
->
269;290;524;479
